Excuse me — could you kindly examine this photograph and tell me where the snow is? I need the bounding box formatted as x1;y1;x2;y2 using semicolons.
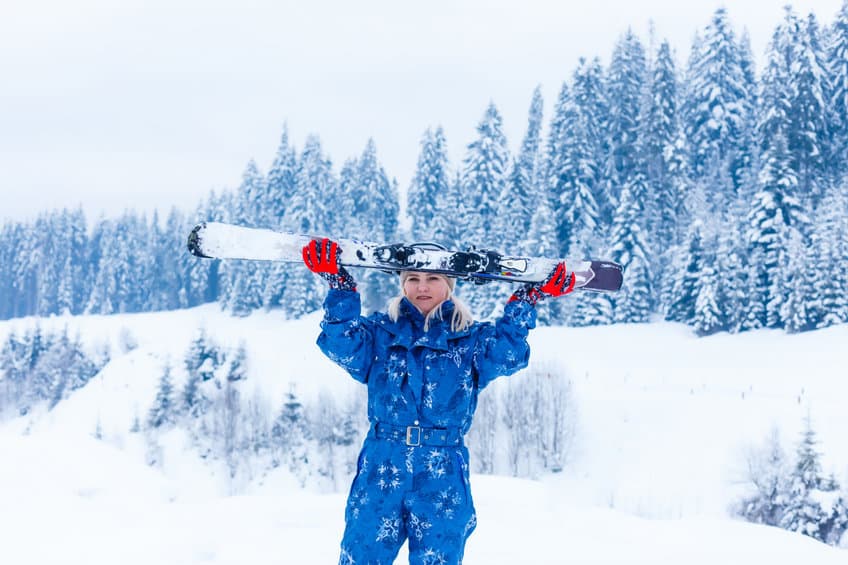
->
2;305;847;563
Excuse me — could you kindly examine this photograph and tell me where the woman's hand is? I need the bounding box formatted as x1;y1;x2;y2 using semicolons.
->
302;238;357;291
508;262;575;305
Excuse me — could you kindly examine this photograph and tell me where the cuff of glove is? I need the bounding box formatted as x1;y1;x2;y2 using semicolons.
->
508;286;544;306
320;268;357;292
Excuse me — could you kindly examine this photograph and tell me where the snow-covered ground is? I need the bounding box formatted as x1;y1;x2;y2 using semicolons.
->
1;304;846;564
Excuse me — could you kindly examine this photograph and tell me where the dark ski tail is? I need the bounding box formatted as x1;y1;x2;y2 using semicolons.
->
587;261;623;292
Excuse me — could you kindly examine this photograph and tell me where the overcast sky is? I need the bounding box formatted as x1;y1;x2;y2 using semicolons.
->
1;0;845;224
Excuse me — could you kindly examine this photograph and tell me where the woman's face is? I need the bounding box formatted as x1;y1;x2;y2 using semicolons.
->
403;272;451;315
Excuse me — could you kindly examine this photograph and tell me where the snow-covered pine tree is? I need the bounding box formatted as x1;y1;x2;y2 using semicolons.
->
226;343;248;382
0;331;25;411
147;210;176;311
522;189;560;326
261;126;299;311
557;61;603;260
751;25;818;330
148;363;176;429
715;213;749;334
780;229;814;333
461;103;512;317
605;29;648;221
683;8;752;210
282;136;336;317
811;181;848;327
286;135;335;235
779;414;830;542
787;12;831;208
432;170;467;250
609;173;652;323
235;159;269;229
346;139;399;314
735;30;760;207
643;40;682;255
665;218;704;323
86;215;148;315
271;384;310;477
265;125;298;227
409;127;449;242
0;223;19;319
220;162;267;316
499;86;543;253
32;214;58;317
828;0;848;180
693;243;724;336
462;102;511;249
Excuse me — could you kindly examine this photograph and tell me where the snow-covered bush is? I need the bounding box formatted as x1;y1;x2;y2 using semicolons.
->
467;362;578;478
735;416;848;546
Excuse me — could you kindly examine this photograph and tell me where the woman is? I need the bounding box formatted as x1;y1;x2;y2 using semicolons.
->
302;238;574;565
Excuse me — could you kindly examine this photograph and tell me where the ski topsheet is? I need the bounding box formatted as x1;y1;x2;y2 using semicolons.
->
188;222;623;293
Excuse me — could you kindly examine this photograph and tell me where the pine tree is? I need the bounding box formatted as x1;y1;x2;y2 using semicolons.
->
812;182;848;327
666;219;704;323
265;125;298;227
345;139;399;314
227;343;248;382
605;29;647;213
748;128;805;328
235;159;268;229
644;40;682;251
779;414;829;541
500;86;543;252
281;136;336;317
271;385;310;475
260;128;299;312
556;63;603;258
780;229;813;332
220;162;267;316
788;12;831;207
461;103;512;317
523;190;561;326
683;8;753;208
148;364;176;429
286;135;335;235
609;175;652;323
462;102;511;249
829;1;848;179
408;127;449;242
715;215;749;333
694;248;724;336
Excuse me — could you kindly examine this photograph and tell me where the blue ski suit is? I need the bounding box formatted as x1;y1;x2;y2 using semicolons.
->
317;289;535;565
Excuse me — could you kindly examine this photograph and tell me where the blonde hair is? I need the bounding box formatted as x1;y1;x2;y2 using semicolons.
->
387;273;473;332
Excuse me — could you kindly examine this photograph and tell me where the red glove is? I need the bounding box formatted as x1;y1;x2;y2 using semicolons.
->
302;238;356;291
303;238;340;274
508;262;575;305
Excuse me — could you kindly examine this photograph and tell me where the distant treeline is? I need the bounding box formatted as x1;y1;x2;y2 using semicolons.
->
2;5;848;333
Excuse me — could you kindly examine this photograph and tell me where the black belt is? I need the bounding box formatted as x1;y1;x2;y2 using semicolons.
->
372;422;463;447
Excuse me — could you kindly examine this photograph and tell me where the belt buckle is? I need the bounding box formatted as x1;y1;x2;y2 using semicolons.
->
405;425;421;446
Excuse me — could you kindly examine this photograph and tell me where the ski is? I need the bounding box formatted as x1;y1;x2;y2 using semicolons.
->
187;222;623;293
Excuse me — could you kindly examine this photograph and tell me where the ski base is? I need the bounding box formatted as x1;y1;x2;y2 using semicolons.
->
188;222;622;293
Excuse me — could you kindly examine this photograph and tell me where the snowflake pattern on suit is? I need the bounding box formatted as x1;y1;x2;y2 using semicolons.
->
319;290;535;565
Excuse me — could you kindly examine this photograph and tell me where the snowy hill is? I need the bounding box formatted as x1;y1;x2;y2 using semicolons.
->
1;305;847;563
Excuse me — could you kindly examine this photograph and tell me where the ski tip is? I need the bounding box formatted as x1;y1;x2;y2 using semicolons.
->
187;222;212;258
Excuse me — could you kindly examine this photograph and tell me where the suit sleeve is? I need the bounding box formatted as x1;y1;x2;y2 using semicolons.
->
472;299;536;390
316;289;375;384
